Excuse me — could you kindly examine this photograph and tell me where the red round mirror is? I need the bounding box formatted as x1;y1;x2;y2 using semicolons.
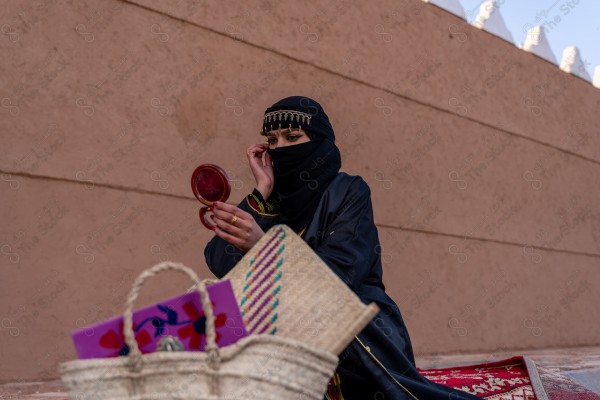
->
191;164;231;230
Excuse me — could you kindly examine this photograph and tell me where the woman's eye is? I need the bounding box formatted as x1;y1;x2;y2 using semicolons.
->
267;138;277;144
287;135;300;141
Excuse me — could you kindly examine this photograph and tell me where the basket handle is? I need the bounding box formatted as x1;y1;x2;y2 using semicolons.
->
123;261;220;371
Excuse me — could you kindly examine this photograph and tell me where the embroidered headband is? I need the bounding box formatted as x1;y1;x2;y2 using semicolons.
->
262;110;312;136
260;96;335;142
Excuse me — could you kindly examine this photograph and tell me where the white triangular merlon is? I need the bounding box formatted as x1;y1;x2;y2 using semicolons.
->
421;0;465;19
593;66;600;89
472;0;514;44
560;46;592;81
519;26;557;65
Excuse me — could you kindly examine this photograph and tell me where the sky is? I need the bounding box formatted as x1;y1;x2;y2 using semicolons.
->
455;0;599;80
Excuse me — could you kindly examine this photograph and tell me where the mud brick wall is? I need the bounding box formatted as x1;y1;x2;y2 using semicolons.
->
1;0;598;381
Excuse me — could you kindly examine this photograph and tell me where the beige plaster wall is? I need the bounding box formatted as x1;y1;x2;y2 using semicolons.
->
1;0;598;382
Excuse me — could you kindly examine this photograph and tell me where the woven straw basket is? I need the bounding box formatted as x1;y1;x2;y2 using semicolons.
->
59;261;339;400
191;224;380;355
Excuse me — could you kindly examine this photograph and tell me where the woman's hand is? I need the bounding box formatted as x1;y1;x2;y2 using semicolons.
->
212;201;265;252
246;143;273;200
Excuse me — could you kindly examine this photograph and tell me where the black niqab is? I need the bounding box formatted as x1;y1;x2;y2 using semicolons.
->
268;138;341;232
262;96;341;232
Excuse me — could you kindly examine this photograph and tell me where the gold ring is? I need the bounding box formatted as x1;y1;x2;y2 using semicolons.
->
229;214;238;226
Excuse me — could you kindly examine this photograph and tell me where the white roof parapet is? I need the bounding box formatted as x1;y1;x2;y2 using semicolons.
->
472;0;514;44
593;66;600;89
519;25;558;65
560;46;592;82
421;0;466;19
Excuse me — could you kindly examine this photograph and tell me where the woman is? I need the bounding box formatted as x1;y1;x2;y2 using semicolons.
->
204;96;478;400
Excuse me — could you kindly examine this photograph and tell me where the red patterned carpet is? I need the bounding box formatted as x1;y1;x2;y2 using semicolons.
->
419;356;600;399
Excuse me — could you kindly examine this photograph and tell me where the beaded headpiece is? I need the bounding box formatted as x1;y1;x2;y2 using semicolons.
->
260;96;335;142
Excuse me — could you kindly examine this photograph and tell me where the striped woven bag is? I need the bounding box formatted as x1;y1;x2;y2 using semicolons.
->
220;224;379;355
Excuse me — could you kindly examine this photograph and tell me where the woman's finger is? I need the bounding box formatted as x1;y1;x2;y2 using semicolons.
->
212;207;238;227
214;225;244;249
212;204;251;232
264;150;273;169
247;142;267;150
247;152;263;168
247;143;268;156
214;202;250;219
213;214;245;236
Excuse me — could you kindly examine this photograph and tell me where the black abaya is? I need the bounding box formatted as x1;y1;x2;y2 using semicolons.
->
204;172;479;400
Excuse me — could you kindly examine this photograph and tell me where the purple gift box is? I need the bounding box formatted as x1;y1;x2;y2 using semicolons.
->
71;280;247;359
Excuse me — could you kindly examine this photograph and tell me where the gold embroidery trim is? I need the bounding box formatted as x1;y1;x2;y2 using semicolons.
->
298;226;307;237
244;197;279;217
354;335;420;400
